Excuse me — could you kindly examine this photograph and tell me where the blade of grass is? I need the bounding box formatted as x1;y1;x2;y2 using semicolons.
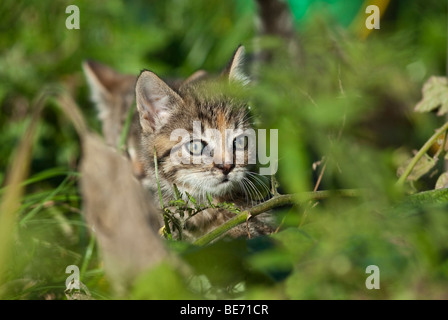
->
19;174;74;226
118;103;136;152
0;91;47;297
0;168;78;195
80;234;96;281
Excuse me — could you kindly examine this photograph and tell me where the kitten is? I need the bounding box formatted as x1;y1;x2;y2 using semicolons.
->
135;46;275;240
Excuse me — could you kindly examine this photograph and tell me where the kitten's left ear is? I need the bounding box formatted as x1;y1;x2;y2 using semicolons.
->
135;70;183;133
223;45;250;85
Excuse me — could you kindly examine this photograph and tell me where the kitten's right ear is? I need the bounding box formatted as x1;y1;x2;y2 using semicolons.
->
83;60;120;99
82;60;135;116
135;70;183;133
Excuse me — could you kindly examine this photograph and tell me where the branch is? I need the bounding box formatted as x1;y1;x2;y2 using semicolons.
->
193;189;360;246
396;121;448;187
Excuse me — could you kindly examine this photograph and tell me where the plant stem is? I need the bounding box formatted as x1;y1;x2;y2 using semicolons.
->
397;121;448;187
193;189;359;246
153;148;164;209
80;233;96;280
118;103;135;152
154;149;173;238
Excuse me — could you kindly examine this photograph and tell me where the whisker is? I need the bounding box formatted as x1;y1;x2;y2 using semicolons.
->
245;172;271;199
240;178;253;206
237;179;250;205
242;177;258;206
243;177;264;204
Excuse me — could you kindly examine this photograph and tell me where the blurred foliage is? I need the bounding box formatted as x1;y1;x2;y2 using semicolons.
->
1;0;448;300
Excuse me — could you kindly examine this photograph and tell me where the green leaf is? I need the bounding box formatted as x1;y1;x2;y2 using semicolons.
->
185;192;197;205
407;188;448;205
389;188;448;217
415;76;448;115
173;184;182;200
168;199;186;207
206;192;215;208
187;275;215;298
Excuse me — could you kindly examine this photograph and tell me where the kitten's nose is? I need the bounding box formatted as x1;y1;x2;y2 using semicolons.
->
214;163;235;175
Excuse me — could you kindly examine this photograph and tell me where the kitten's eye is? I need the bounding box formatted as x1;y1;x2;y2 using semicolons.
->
185;140;206;156
233;135;248;150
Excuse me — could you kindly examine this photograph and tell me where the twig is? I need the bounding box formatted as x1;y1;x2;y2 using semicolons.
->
193;189;360;246
313;161;327;193
299;160;328;228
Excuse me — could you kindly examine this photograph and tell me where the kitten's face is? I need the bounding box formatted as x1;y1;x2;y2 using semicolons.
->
153;88;253;198
136;46;255;200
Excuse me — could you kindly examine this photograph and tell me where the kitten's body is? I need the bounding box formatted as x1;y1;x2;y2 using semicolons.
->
84;47;275;241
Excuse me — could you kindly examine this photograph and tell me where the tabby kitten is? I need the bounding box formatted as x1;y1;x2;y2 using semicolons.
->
135;46;275;240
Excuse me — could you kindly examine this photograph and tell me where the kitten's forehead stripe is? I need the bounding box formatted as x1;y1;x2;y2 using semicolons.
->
216;111;226;135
